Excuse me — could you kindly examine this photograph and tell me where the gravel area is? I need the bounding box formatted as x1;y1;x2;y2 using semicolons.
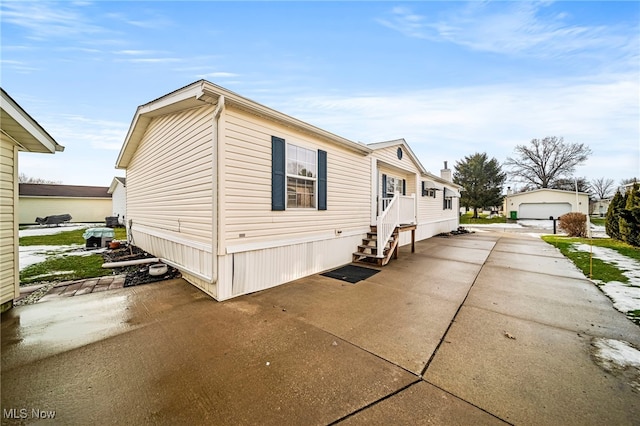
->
102;245;181;286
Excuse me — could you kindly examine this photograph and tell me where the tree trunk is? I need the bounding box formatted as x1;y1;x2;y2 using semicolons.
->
473;207;479;218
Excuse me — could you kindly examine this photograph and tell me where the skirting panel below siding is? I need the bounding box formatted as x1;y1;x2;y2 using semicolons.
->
225;234;363;299
132;229;215;297
398;219;458;246
180;270;217;299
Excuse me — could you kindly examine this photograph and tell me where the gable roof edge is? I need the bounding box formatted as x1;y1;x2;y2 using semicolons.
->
116;80;372;169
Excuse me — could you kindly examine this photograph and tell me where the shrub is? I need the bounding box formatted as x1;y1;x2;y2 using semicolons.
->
619;183;640;247
559;212;587;237
605;190;625;240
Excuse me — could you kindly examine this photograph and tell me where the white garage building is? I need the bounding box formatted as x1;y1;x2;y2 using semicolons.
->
504;188;590;220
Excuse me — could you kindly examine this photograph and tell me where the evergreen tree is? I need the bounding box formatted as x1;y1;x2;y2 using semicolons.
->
605;190;625;240
453;153;506;218
619;183;640;247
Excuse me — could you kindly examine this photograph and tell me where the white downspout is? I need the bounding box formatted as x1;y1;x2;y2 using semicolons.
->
371;157;377;225
210;95;225;285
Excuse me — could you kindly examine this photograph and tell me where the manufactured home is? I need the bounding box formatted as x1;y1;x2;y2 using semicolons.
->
1;88;64;312
116;80;461;301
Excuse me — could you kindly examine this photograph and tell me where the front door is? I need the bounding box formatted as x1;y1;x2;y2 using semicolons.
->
380;174;406;214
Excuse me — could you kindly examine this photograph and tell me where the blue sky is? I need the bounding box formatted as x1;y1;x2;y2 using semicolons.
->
2;1;638;189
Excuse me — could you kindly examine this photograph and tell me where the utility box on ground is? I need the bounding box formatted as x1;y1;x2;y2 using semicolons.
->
83;227;115;248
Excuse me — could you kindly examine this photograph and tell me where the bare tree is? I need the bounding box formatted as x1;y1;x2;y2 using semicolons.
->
504;136;591;188
552;176;592;195
18;173;61;184
591;177;615;200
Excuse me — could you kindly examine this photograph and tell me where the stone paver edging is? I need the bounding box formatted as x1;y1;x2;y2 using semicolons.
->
15;274;126;306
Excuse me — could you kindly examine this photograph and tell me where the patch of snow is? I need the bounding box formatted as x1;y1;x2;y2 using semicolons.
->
571;243;640;316
19;223;101;237
518;219;555;229
593;281;640;313
28;270;75;280
463;223;523;228
19;244;99;270
573;244;640;284
591;338;640;391
19;245;70;270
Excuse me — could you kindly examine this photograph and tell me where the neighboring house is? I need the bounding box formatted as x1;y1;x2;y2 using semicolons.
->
19;184;112;224
591;198;611;217
504;188;590;219
108;177;126;224
116;80;461;301
1;88;64;312
619;181;638;193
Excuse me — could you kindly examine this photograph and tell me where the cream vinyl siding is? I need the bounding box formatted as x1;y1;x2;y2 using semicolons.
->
222;107;370;248
0;137;18;304
373;146;420;174
126;105;214;244
19;197;112;224
418;188;449;221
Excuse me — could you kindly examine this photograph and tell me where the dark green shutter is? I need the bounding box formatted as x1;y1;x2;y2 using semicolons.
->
271;136;285;211
318;150;327;210
402;179;406;196
421;181;426;197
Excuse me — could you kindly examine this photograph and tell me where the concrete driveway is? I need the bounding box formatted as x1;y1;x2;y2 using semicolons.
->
2;231;639;425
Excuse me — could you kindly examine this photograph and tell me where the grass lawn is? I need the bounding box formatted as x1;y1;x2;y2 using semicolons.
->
20;255;111;284
20;227;127;246
19;227;127;284
590;217;606;226
459;213;507;225
541;235;640;283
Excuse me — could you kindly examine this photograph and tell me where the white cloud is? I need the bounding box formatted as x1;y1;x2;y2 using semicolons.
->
114;50;162;56
273;73;638;181
378;2;637;59
46;114;129;151
197;72;240;79
0;59;40;73
124;57;182;64
1;2;106;40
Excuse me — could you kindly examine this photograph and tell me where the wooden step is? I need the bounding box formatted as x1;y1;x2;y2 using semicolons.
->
352;252;384;265
357;245;381;254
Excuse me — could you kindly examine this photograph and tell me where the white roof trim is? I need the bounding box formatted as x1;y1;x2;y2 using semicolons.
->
108;176;126;194
368;138;427;175
116;80;371;169
1;88;64;154
509;188;590;197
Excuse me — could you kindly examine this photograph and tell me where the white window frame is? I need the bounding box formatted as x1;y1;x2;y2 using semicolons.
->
444;197;453;210
286;143;317;209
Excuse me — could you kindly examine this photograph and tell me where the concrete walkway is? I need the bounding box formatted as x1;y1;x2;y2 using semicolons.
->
2;231;639;425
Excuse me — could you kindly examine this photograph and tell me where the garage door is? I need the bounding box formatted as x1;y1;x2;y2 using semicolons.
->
518;203;572;219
